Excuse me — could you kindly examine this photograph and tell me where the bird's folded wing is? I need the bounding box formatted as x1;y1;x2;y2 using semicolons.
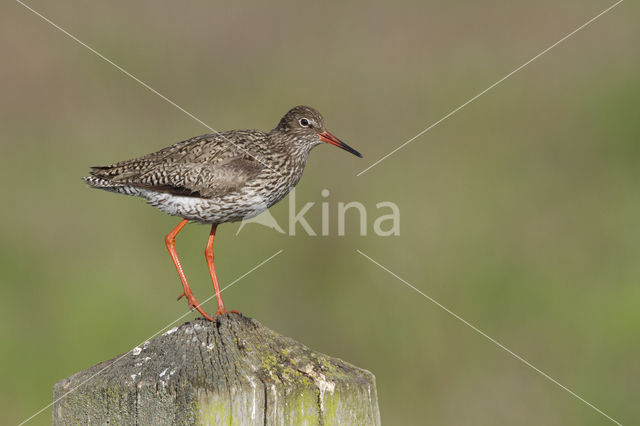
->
107;157;264;198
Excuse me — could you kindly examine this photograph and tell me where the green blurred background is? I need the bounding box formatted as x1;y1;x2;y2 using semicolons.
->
1;0;638;424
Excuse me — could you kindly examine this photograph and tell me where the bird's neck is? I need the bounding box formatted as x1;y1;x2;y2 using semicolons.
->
268;129;313;158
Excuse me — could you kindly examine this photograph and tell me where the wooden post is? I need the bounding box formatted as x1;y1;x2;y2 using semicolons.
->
52;314;381;425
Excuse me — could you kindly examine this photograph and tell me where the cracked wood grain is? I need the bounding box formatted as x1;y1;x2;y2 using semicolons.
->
52;313;381;425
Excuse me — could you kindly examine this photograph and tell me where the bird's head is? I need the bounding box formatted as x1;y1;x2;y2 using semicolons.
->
273;105;362;158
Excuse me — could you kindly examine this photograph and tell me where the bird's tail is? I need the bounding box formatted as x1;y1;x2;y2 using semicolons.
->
84;165;113;184
83;175;119;188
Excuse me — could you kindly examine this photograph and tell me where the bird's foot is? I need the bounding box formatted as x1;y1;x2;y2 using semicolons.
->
177;292;200;310
177;291;197;309
215;309;242;316
177;292;215;322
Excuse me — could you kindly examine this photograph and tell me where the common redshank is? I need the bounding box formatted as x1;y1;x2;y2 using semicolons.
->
84;106;362;321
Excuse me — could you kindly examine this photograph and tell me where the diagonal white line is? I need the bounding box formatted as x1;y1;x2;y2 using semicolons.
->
18;249;284;426
356;249;622;425
357;0;624;176
15;0;281;175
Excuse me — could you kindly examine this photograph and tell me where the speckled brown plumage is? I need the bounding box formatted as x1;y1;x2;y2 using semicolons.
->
84;105;361;224
83;105;362;320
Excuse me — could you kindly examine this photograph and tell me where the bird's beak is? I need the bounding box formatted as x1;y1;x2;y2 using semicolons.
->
318;130;363;158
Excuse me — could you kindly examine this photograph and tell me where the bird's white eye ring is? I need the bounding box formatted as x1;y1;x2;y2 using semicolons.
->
299;118;310;127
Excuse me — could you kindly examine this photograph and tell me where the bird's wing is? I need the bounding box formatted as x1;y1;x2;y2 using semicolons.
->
122;157;264;198
89;131;266;198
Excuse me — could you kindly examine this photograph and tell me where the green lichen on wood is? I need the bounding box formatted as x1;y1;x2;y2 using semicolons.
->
282;387;320;424
197;395;233;426
53;314;381;425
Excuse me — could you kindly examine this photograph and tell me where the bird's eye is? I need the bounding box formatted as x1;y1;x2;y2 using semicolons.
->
299;118;310;127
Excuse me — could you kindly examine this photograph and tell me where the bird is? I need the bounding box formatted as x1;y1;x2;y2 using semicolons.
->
84;105;362;321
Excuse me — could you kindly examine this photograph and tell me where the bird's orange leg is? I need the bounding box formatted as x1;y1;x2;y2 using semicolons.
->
165;219;215;322
205;224;240;316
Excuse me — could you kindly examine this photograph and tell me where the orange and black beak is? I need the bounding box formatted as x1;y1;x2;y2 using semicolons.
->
318;130;363;158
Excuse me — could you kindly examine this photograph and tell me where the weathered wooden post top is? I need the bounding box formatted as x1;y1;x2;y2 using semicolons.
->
53;314;381;425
